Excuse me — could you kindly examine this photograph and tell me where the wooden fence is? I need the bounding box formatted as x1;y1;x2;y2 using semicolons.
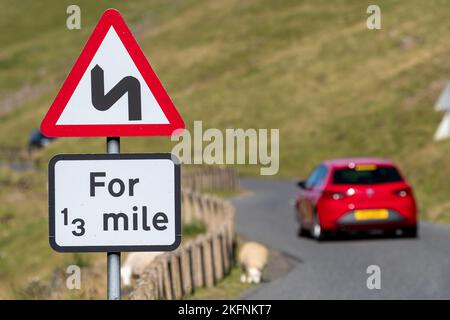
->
181;165;238;192
129;167;237;300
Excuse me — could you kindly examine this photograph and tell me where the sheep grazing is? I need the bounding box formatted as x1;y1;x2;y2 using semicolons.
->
121;252;162;286
238;242;269;284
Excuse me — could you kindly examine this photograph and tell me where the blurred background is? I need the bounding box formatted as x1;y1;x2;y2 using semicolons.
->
1;0;450;299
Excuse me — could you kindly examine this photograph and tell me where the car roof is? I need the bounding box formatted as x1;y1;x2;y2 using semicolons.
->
322;157;395;168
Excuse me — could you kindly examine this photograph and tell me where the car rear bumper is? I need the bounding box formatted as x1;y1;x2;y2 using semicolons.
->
324;210;417;231
337;209;403;224
324;209;416;231
317;195;417;231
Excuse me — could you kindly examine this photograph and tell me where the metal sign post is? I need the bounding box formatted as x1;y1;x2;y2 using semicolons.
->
107;251;121;300
107;137;121;300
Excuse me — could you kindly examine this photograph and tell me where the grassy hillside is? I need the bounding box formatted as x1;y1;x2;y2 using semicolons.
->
1;0;450;297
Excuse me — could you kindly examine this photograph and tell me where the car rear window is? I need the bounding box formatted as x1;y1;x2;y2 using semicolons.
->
332;166;403;184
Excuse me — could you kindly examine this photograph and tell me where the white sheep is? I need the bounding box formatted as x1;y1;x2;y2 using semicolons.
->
238;242;269;284
121;252;162;286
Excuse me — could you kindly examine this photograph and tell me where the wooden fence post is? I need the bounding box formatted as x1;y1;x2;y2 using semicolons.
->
192;239;204;289
202;235;215;288
180;246;193;295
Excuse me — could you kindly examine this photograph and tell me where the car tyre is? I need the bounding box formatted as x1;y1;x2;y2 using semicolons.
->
402;226;418;238
298;225;309;237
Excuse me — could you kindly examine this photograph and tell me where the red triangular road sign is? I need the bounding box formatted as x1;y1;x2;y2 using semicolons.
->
41;9;184;137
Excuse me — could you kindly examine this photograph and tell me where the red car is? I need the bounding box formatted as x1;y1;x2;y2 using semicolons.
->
295;158;418;240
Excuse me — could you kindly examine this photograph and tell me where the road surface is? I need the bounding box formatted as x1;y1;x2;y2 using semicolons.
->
233;179;450;299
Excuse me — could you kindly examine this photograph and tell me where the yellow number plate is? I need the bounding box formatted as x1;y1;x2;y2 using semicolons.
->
354;209;389;220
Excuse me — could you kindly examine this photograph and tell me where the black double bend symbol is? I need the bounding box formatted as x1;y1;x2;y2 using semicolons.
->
91;64;142;121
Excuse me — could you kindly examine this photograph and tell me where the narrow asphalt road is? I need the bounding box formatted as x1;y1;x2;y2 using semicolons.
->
233;179;450;299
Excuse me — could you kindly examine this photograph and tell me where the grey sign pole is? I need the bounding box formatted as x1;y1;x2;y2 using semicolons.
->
106;137;121;300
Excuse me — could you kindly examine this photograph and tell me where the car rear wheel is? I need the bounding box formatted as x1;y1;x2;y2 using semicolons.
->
298;225;309;237
401;226;418;238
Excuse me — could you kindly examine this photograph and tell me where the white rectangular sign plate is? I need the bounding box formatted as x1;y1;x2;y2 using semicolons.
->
48;153;181;252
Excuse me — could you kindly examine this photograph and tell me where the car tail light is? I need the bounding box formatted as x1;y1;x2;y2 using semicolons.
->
392;187;412;197
323;190;346;200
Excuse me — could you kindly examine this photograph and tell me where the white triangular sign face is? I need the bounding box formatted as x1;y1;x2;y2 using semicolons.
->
41;9;184;137
57;27;169;126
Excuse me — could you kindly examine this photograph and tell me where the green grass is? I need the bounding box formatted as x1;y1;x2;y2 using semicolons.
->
205;189;242;199
1;0;450;298
182;220;207;238
1;1;449;197
186;265;253;300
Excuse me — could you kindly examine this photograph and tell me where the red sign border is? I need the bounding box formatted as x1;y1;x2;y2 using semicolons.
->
41;9;184;137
